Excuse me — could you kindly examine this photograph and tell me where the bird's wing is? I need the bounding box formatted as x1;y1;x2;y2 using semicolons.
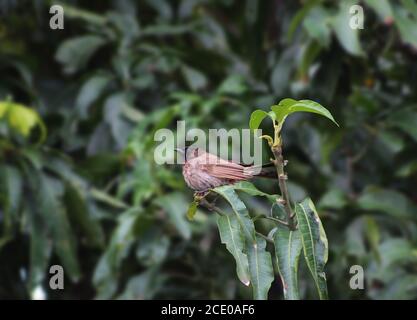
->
194;152;252;180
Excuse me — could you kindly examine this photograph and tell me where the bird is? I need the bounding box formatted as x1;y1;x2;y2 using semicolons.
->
175;147;275;192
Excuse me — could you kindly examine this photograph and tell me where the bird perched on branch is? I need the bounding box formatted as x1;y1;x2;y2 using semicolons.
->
175;147;275;192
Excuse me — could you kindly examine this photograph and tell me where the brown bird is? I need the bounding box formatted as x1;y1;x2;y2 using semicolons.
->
175;147;275;192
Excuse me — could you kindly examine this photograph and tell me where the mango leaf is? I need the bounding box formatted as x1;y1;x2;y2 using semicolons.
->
229;181;277;203
357;186;417;220
93;207;143;299
181;65;208;91
0;101;47;142
388;109;417;142
155;193;191;239
393;6;417;48
271;98;338;126
217;214;250;286
247;235;274;300
273;225;303;300
64;183;105;248
249;109;268;130
55;35;107;74
213;186;255;242
213;186;274;299
76;74;112;119
295;198;329;300
27;204;52;292
329;1;364;56
364;0;393;21
186;200;198;221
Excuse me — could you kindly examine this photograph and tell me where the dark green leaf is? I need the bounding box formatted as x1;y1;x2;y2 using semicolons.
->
273;225;303;300
295;198;329;299
217;214;250;286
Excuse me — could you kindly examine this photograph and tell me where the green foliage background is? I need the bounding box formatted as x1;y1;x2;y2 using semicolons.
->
1;0;417;299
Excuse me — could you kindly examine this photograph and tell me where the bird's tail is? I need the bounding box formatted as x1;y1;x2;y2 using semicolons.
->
245;162;277;179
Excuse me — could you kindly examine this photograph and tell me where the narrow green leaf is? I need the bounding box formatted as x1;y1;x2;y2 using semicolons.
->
217;215;250;286
213;186;255;242
295;198;329;300
64;183;105;248
273;226;303;300
247;235;274;300
249;109;268;130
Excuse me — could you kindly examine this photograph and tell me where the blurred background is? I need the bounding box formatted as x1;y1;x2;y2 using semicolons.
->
1;0;417;300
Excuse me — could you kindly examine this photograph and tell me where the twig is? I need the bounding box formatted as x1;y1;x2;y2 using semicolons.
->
271;144;297;231
256;231;274;244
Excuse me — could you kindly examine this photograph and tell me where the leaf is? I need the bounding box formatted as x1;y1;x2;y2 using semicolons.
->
229;181;277;203
249;109;268;130
36;174;81;281
217;214;250;286
287;0;322;41
271;99;338;126
295;198;329;300
27;204;52;291
0;101;47;142
388;109;417;142
76;74;112;119
247;235;274;300
329;1;364;56
55;35;107;74
93;207;143;299
186;200;198;221
213;186;255;242
357;186;417;220
155;193;191;239
273;225;303;300
218;75;246;95
393;5;417;48
181;65;208;91
303;7;331;47
364;0;393;21
64;183;105;248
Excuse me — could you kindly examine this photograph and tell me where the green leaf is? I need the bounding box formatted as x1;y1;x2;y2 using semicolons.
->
76;74;112;119
271;99;338;126
0;101;47;142
64;183;105;248
181;65;208;91
388;109;417;142
329;1;364;56
155;193;191;240
213;186;255;242
393;5;417;48
217;214;250;286
357;186;417;220
295;198;329;300
247;235;274;300
273;225;303;300
93;207;143;299
55;35;107;74
249;109;268;131
229;181;277;203
364;0;393;21
186;200;198;221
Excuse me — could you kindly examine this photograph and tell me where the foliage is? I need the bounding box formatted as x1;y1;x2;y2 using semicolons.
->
1;0;417;300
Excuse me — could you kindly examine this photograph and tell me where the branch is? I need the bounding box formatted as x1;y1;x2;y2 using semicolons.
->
271;144;297;231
